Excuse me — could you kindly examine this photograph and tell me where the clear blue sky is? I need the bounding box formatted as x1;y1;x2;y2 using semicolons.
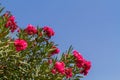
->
1;0;120;80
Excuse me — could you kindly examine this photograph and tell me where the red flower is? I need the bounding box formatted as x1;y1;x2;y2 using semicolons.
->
65;68;72;78
43;26;55;37
54;62;65;74
80;60;91;76
73;50;91;76
73;50;84;68
25;24;37;35
8;15;15;22
5;15;18;32
14;39;28;51
51;46;60;55
76;59;84;68
73;50;83;59
51;69;56;74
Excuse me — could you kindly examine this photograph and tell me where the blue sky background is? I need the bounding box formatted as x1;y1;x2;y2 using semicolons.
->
1;0;120;80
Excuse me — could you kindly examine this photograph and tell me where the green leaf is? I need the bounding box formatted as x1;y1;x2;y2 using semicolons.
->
0;7;4;13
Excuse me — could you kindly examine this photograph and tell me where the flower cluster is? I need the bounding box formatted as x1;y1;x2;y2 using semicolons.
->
65;68;72;78
14;39;28;51
73;50;91;75
24;24;37;35
51;62;72;78
50;50;91;79
4;13;18;32
43;26;55;37
51;46;60;55
52;62;65;74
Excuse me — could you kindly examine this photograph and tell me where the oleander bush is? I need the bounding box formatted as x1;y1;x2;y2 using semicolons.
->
0;6;91;80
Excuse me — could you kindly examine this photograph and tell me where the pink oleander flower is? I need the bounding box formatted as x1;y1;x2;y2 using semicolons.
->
51;69;56;74
73;50;91;76
76;59;84;68
51;46;60;55
43;26;55;37
25;24;37;35
73;50;83;59
9;15;15;22
80;60;91;76
5;15;18;32
65;68;72;78
73;50;84;68
14;39;28;51
54;62;65;74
